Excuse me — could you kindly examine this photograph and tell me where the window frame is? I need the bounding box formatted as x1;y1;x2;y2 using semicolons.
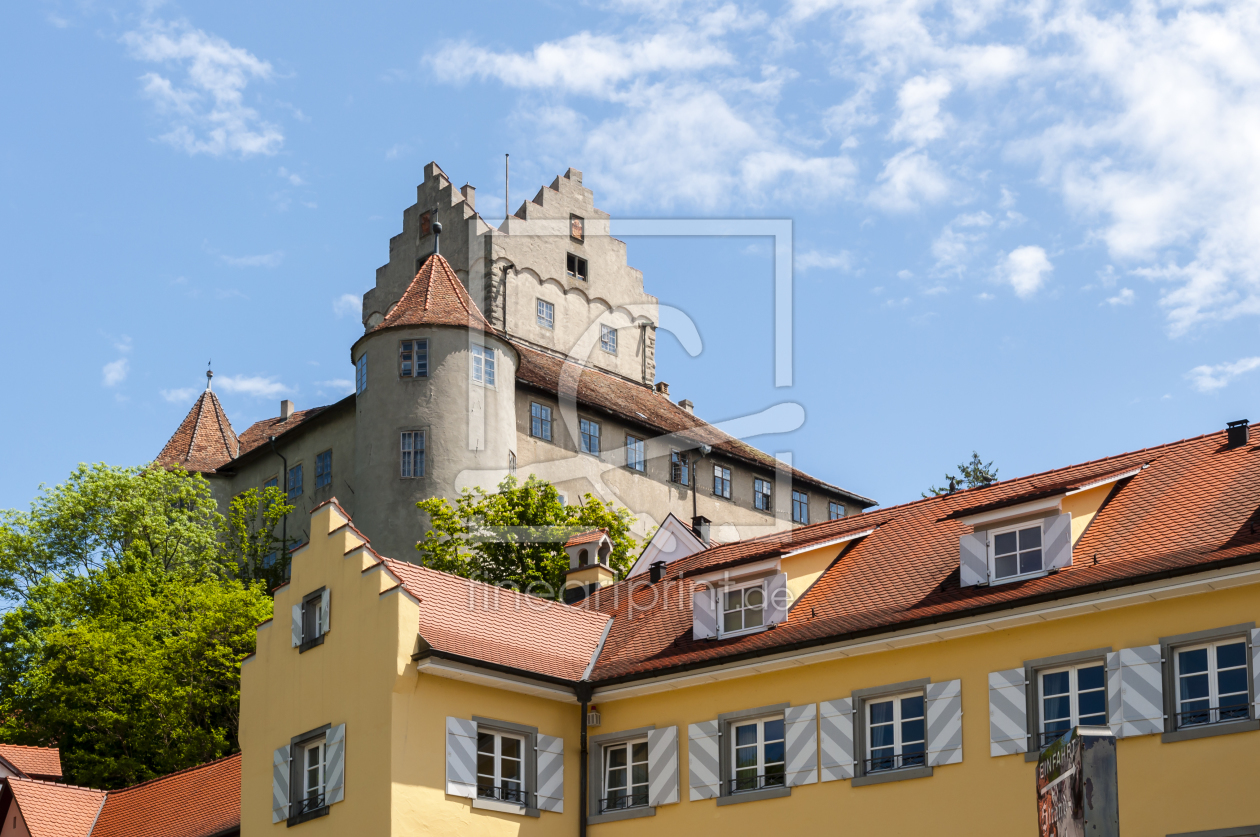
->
864;691;927;775
791;490;808;524
566;252;588;281
530;403;553;442
287;464;303;500
287;724;332;826
850;678;935;787
508;451;517;477
829;501;846;520
1159;623;1259;743
1174;639;1251;730
600;324;618;354
355;354;367;395
536;299;555;330
670;450;689;486
476;730;526;806
715;703;791;806
718;578;766;639
713;465;731;499
988;519;1046;583
580;418;601;456
398;338;428;379
314;449;332;489
588;725;657;825
1021;647;1112;761
299;587;326;653
471;344;496;388
753;478;771;511
1037;662;1108;749
471;716;541;818
729;716;786;795
400;430;426;479
625;436;645;472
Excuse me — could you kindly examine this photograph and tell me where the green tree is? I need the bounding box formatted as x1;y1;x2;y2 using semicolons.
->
225;486;295;591
924;451;1000;497
415;475;638;596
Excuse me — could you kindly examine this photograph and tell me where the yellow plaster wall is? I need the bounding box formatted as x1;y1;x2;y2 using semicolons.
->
590;581;1260;837
781;544;844;603
1063;483;1114;547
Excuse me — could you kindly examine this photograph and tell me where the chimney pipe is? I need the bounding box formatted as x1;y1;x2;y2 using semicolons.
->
1226;420;1250;448
692;515;711;547
649;561;667;583
679;399;694;414
655;382;670;397
280;400;295;421
460;183;476;210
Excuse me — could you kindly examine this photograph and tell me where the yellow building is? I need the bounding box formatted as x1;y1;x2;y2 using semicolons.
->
240;420;1260;837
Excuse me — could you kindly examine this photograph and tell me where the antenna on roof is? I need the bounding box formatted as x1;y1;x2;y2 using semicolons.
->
206;361;213;392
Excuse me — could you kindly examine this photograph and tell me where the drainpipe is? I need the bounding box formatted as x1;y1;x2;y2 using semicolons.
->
576;681;593;837
269;436;288;578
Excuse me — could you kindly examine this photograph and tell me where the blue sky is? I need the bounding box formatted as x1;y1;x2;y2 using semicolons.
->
2;0;1258;512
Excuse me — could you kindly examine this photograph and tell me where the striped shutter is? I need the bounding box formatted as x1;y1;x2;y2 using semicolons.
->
325;724;345;804
765;573;791;625
818;698;855;781
536;734;564;812
320;590;331;634
1251;629;1260;720
687;720;721;800
445;717;478;798
291;604;302;647
692;588;717;640
988;669;1028;756
959;531;988;587
1107;646;1163;737
272;745;291;823
783;704;818;786
1043;513;1073;571
925;680;963;766
647;726;680;806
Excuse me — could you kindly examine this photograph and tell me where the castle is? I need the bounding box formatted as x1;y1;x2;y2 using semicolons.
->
156;163;873;561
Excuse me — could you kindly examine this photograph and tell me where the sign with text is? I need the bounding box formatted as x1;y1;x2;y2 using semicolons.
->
1036;727;1119;837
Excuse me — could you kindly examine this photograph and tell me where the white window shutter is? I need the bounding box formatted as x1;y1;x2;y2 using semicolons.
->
646;726;679;806
692;587;717;640
1251;629;1260;721
272;745;290;823
1112;645;1163;738
783;704;818;786
988;669;1027;756
765;573;790;625
1043;513;1073;571
819;698;855;781
325;723;345;804
291;604;302;647
687;720;721;800
320;590;331;635
536;734;564;812
445;717;478;798
959;531;988;587
1106;651;1122;736
926;680;963;766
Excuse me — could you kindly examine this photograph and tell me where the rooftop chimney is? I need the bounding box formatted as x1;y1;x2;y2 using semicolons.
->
692;515;711;547
649;560;667;583
679;399;694;414
1227;419;1250;448
461;184;476;209
280;400;295;421
655;382;670;397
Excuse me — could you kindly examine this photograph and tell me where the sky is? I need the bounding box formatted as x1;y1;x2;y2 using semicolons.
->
1;0;1258;514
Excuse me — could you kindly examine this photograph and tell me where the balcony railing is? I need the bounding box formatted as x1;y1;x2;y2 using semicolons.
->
865;751;926;774
476;784;532;807
599;789;649;813
1176;703;1251;729
728;772;786;794
294;792;325;816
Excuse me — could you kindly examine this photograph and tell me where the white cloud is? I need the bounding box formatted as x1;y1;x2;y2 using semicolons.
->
161;387;197;403
889;75;952;145
1186;357;1260;393
1104;288;1136;306
102;358;129;387
278;166;305;186
1000;246;1053;298
215;375;291;398
797;249;853;271
869;150;951;212
122;19;283;157
316;379;355;395
332;293;360;317
221;250;283;268
932;211;993;274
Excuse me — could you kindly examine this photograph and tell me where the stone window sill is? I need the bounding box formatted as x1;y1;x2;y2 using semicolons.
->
852;766;934;787
715;786;791;806
1162;719;1259;744
587;805;655;825
471;797;539;818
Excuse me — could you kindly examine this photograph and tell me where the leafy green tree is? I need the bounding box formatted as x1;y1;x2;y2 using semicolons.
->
415;476;638;596
225;486;294;591
924;451;1000;497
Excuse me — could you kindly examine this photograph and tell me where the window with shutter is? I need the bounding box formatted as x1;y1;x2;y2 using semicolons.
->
988;669;1028;756
819;698;855;781
687;721;721;800
646;726;680;806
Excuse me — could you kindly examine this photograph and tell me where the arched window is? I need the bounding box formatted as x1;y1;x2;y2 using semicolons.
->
578;549;589;566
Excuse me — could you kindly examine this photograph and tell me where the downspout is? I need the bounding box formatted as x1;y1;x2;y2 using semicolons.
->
269;436;288;579
576;681;593;837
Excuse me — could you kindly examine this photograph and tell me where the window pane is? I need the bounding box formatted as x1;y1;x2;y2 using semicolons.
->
723;610;743;633
735;724;758;747
608;746;627;768
744;607;763;628
1218;668;1248;696
1217;642;1246;669
1019;549;1042;575
1180;673;1210;701
764;740;784;764
1179;647;1209;674
631;764;648;785
901;719;925;743
1044;695;1071;722
1078;691;1105;718
995;554;1018;578
869;700;894;725
901;696;925;719
870;725;895;748
1042;670;1070;696
1019;526;1042;549
764;718;784;741
477;753;494;776
478;733;494;754
725;589;743;610
1078;665;1105;691
745;587;764;607
994;531;1017;555
632;742;648;762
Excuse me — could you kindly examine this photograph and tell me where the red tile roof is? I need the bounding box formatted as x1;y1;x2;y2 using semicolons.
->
582;423;1260;682
512;342;874;505
6;778;106;837
380;557;610;681
90;753;239;837
234;403;341;460
564;529;608;548
154;388;238;473
369;253;496;334
0;745;61;781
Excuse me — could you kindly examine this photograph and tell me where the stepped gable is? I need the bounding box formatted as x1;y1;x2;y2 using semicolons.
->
369;252;496;334
0;744;61;781
155;388;238;473
4;777;106;837
583;422;1260;682
511;341;874;505
90;753;240;837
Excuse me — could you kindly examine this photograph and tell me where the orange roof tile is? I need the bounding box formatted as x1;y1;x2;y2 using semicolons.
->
90;753;239;837
564;529;608;548
0;745;61;781
154;388;238;473
6;778;106;837
583;423;1260;683
369;253;496;334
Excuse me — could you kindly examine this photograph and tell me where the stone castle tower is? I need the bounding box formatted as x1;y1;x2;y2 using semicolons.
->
157;163;873;561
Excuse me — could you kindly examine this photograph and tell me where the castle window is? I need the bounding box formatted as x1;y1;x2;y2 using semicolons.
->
287;464;303;499
355;355;367;395
401;431;425;478
600;325;617;354
791;491;809;524
754;479;771;511
509;451;517;476
315;450;332;489
713;465;731;499
567;253;588;281
472;345;496;387
829;501;845;520
264;476;279;490
400;340;428;378
570;214;584;242
580;419;601;456
626;436;645;471
536;299;554;330
670;450;689;486
530;403;552;441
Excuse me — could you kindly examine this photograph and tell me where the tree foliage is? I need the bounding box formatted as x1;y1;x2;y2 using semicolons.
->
415;476;638;596
225;486;294;592
924;451;1000;497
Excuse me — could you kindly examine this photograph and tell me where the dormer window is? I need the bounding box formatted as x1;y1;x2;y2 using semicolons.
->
959;513;1072;587
992;522;1043;580
693;569;790;640
722;580;765;636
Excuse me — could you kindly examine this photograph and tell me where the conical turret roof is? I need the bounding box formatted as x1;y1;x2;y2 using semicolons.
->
370;252;496;334
155;386;238;472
